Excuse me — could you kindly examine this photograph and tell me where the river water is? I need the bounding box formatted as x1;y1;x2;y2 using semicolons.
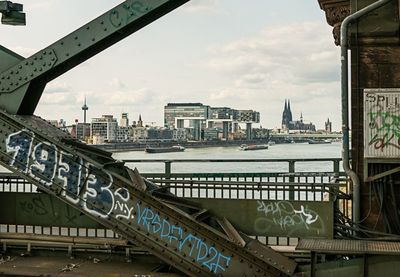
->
113;142;342;174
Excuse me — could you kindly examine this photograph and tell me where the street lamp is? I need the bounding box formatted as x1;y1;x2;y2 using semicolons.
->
0;1;25;26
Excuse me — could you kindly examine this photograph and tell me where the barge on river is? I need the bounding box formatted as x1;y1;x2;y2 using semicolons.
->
239;144;269;151
145;145;185;153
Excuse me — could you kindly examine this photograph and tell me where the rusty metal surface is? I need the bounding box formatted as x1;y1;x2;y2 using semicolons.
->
297;239;400;255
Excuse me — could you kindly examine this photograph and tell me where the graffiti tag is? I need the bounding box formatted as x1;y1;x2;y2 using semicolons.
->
255;201;322;235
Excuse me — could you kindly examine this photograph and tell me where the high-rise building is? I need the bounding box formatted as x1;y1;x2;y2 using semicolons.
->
91;115;118;143
120;113;129;128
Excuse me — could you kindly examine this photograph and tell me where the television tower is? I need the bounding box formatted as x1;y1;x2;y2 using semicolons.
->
82;97;88;123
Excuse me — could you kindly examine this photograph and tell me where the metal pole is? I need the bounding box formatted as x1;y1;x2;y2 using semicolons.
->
340;0;392;225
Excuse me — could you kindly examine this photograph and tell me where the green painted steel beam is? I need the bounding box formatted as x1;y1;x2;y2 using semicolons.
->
0;0;189;115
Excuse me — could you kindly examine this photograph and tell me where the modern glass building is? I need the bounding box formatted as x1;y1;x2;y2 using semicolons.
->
164;103;260;140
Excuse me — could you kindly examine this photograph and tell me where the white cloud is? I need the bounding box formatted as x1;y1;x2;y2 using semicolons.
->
200;21;340;129
45;81;72;93
204;22;339;86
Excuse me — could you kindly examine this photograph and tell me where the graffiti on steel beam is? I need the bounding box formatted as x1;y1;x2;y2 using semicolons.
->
5;130;124;219
254;200;324;236
136;203;232;273
4;129;232;274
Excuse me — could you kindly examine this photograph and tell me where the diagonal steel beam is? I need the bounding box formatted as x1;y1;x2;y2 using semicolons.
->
0;0;189;115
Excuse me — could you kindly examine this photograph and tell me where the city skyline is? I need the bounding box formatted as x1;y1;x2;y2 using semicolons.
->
70;98;332;131
0;1;340;130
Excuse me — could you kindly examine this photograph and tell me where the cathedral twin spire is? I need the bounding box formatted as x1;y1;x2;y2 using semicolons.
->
282;99;293;127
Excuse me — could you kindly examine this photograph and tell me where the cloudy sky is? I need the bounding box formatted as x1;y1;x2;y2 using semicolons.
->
1;0;340;130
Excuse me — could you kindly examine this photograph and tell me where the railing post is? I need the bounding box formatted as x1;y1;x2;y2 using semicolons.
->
333;159;340;177
289;160;295;200
164;161;171;179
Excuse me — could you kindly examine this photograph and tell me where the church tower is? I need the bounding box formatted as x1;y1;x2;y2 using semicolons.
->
281;99;293;130
138;114;143;127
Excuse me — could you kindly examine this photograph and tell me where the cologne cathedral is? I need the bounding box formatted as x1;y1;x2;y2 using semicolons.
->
281;99;316;132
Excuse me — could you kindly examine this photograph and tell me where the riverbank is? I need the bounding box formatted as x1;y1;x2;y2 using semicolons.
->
94;139;272;152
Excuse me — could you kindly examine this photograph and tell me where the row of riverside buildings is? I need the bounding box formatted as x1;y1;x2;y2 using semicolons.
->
51;103;267;144
49;101;333;144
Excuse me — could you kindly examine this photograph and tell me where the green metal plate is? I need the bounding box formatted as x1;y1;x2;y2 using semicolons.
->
0;192;333;238
0;192;102;228
191;198;334;239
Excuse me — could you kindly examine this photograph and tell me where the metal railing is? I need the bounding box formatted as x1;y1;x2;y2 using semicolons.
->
0;158;351;247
